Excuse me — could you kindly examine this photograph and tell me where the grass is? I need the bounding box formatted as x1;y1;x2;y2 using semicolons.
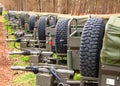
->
12;72;36;86
7;33;36;86
7;36;36;86
3;14;36;86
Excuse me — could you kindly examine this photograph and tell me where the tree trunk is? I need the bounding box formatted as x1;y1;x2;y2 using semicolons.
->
66;0;68;14
26;0;28;11
52;0;55;12
40;0;42;12
37;0;40;12
57;0;63;13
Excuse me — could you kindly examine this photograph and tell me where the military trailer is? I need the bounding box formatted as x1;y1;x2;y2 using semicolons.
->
6;12;58;50
9;12;120;86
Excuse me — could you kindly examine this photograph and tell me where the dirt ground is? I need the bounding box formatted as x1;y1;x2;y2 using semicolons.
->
0;17;12;86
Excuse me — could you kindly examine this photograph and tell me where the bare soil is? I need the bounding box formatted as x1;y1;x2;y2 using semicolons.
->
0;17;12;86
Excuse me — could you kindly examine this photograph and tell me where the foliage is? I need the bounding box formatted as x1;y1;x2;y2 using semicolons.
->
73;73;81;81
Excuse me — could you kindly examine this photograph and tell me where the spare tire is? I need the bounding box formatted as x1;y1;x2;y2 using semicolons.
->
79;18;105;77
55;19;69;53
0;7;3;15
20;12;26;28
7;11;16;21
47;16;57;27
38;16;47;40
29;15;35;32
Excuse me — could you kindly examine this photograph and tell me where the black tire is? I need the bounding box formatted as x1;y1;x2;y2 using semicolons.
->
29;15;35;32
38;16;47;40
7;11;16;21
47;16;57;27
20;12;26;28
0;7;3;15
55;19;69;53
79;18;105;77
7;11;10;20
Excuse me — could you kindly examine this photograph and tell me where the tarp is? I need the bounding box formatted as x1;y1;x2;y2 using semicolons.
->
101;16;120;66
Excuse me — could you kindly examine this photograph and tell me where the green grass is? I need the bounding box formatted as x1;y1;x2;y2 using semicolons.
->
52;53;57;58
7;37;35;85
5;20;36;86
8;40;35;86
9;55;29;66
12;72;36;86
8;41;19;49
73;73;81;81
21;56;29;62
2;11;14;35
8;37;36;86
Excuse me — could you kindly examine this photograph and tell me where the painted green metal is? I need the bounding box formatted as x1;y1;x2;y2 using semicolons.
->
67;50;72;70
